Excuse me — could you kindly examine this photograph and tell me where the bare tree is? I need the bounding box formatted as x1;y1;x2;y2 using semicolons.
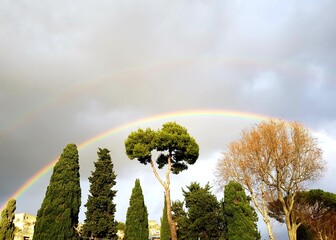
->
216;119;325;240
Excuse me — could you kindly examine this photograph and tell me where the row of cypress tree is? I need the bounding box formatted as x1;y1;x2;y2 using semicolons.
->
30;143;151;240
1;143;261;240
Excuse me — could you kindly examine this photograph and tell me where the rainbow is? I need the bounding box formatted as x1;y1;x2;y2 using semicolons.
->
0;109;271;210
0;56;310;140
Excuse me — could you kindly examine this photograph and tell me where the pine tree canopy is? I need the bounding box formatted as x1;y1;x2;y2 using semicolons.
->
83;148;117;239
125;122;199;174
33;143;81;240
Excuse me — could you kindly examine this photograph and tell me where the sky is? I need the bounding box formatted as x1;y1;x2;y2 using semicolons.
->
1;0;336;239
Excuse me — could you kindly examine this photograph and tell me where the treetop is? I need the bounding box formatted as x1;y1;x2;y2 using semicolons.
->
125;122;199;174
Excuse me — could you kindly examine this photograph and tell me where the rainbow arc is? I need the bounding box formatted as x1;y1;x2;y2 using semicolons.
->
0;109;271;210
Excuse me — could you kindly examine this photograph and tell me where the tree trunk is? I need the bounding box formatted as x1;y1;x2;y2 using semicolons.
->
165;188;178;240
165;155;178;240
287;226;297;240
249;183;275;240
284;211;297;240
265;217;275;240
149;157;178;240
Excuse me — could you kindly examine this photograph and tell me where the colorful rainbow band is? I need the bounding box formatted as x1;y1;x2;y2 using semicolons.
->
1;109;270;210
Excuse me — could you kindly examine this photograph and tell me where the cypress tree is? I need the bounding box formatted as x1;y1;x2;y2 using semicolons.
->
125;179;148;240
33;143;81;240
160;195;170;240
223;181;260;240
0;199;16;240
83;148;117;239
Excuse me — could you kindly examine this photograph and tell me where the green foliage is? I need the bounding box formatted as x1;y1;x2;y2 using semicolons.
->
125;122;199;240
117;222;126;232
223;181;260;240
33;143;81;240
171;200;189;240
125;179;149;240
83;148;117;239
125;122;199;174
160;196;170;240
0;199;16;240
182;182;223;239
299;189;336;208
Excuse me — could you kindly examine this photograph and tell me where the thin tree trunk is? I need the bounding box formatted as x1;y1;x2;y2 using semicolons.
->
248;182;275;240
149;157;177;240
165;188;178;240
165;154;177;240
287;225;297;240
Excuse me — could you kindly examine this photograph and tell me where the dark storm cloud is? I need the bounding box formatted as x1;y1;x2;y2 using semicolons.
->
1;1;335;239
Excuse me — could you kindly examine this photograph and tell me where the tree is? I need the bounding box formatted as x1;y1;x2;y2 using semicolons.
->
296;224;313;240
125;122;199;240
33;143;81;240
216;119;325;240
223;181;260;240
0;199;16;240
83;148;118;239
171;200;189;240
160;195;170;240
125;179;148;240
116;221;126;239
269;189;336;240
182;182;223;239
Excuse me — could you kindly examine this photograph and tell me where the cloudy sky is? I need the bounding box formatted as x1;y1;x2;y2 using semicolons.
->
1;0;335;239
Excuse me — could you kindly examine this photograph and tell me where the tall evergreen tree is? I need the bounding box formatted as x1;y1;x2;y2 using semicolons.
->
160;195;170;240
125;179;148;240
182;182;223;240
33;143;81;240
83;148;117;239
223;181;260;240
0;199;16;240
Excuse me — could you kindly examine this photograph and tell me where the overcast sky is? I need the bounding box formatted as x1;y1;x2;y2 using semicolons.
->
1;0;336;239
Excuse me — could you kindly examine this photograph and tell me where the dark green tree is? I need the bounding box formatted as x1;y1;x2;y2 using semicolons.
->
171;200;189;240
125;179;148;240
33;143;81;240
117;222;126;233
160;195;170;240
182;182;223;240
125;122;199;240
223;181;260;240
0;199;16;240
83;148;117;239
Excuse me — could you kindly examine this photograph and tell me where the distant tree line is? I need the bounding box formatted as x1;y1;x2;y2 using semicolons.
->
0;120;333;240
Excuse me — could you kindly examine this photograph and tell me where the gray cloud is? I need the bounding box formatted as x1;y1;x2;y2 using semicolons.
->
1;1;335;239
